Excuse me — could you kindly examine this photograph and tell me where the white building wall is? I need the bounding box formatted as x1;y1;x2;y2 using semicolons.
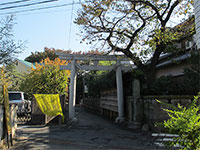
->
155;62;190;78
195;0;200;49
15;61;32;74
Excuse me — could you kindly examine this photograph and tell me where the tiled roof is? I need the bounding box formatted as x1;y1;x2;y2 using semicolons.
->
156;53;191;68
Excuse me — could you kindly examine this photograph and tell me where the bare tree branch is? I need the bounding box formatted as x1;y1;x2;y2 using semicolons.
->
163;0;180;26
161;0;172;18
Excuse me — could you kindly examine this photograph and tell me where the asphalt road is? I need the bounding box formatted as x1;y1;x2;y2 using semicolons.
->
11;107;168;150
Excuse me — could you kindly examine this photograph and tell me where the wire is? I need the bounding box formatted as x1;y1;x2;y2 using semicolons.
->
14;8;72;16
0;0;58;11
0;0;31;6
0;2;81;16
68;1;75;50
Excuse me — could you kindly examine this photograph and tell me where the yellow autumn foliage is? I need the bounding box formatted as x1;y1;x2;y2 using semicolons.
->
31;57;71;75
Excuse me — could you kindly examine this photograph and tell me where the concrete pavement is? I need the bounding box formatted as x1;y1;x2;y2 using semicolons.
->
11;107;168;150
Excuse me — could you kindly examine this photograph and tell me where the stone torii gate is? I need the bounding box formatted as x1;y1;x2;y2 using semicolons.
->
56;52;132;122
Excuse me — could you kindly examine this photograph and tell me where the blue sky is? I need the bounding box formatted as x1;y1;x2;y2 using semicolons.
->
0;0;191;61
0;0;89;60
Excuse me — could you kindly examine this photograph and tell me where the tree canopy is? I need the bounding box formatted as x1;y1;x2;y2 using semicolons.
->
25;47;58;63
25;47;105;63
0;16;24;64
75;0;194;84
4;64;24;91
20;58;70;99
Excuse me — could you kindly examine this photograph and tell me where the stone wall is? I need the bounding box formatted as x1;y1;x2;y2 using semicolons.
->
124;79;196;130
142;95;193;129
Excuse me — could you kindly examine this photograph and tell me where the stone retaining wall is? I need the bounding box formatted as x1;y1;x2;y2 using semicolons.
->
141;95;193;129
126;95;194;130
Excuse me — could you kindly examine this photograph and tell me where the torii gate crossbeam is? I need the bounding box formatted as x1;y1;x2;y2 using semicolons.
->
56;52;132;122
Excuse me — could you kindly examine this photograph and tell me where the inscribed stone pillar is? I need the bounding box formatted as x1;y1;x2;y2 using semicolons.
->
132;79;143;124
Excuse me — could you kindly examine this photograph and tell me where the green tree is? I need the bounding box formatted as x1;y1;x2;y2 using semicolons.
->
75;0;194;85
0;66;11;104
25;47;105;63
0;65;24;102
25;47;57;63
5;64;24;91
0;15;24;64
20;58;70;99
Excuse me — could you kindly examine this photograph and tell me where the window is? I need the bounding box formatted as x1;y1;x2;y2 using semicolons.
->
8;93;22;101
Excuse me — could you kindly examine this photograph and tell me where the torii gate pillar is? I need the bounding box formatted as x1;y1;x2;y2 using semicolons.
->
69;59;77;121
115;61;125;122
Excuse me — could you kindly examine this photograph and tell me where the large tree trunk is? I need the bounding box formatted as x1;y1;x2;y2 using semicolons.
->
144;44;165;87
121;41;165;87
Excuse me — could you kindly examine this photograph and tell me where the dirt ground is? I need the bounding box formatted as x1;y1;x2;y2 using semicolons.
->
9;107;169;150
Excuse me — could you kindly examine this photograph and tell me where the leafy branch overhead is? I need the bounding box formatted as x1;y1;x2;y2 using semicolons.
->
0;15;24;64
75;0;194;84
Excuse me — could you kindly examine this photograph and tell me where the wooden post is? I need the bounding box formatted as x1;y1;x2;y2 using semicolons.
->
69;59;77;121
115;61;125;122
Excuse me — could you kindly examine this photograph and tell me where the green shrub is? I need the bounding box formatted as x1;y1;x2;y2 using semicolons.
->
143;75;182;95
86;70;116;97
183;68;199;95
142;73;199;95
157;94;200;150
